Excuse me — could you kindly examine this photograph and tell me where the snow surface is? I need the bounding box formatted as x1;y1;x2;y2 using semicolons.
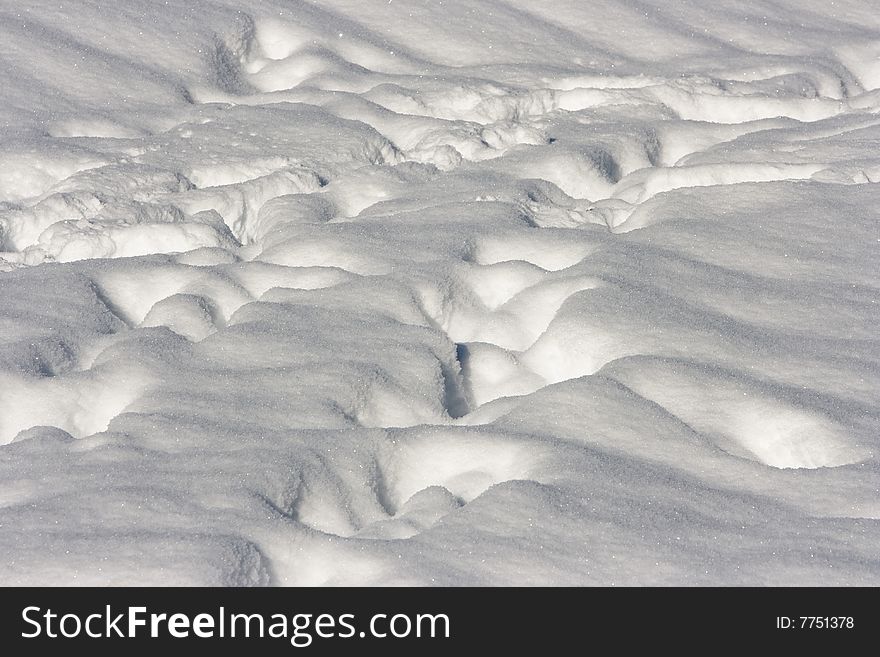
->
1;0;879;585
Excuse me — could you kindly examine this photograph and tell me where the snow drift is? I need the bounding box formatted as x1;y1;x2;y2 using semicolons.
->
1;0;879;585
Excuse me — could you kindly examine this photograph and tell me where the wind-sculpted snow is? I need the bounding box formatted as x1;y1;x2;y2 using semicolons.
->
1;0;879;585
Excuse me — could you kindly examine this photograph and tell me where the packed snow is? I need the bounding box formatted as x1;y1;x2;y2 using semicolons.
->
1;0;879;585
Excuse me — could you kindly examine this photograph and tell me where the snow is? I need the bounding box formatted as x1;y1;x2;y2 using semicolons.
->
0;0;879;585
